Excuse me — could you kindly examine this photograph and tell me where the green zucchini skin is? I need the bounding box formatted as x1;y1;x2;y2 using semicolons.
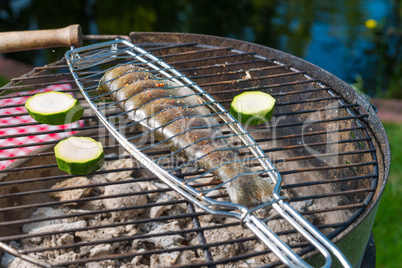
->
229;91;276;125
25;92;84;125
54;137;105;175
229;105;274;125
55;151;105;175
27;102;84;125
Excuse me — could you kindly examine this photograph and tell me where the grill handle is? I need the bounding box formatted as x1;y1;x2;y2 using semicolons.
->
244;200;352;268
0;24;82;53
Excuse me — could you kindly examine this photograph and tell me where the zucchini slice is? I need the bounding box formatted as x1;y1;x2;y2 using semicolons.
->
25;91;84;125
230;91;276;125
54;136;105;175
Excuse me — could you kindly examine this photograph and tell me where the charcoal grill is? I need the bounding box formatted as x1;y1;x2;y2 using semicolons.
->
0;30;390;268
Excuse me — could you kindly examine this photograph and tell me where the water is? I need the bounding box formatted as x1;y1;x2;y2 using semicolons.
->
301;0;394;91
0;0;400;97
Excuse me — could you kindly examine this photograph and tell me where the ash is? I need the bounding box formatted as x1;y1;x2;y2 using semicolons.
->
4;156;318;268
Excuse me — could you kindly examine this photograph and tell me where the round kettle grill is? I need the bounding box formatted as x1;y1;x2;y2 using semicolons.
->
0;26;390;267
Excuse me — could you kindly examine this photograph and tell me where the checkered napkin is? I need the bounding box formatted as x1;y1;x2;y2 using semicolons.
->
0;84;83;169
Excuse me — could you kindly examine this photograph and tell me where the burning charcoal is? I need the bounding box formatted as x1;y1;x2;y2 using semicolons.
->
89;243;117;258
149;194;174;218
75;226;125;243
28;220;87;236
175;250;197;265
79;242;119;259
130;248;145;266
152;182;170;189
53;251;79;267
49;176;93;203
291;200;312;212
227;225;248;238
136;181;160;200
99;156;136;182
122;262;146;268
205;189;223;198
1;241;21;268
86;260;116;267
200;222;240;259
150;250;181;267
1;252;14;267
56;233;74;246
103;182;147;218
103;226;126;238
138;222;184;249
22;207;66;234
85;262;104;268
7;256;38;268
125;224;140;236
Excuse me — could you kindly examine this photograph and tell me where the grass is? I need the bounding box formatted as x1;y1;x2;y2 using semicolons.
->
372;122;402;268
0;75;9;87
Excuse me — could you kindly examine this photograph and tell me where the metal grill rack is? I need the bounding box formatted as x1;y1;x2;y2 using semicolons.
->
0;33;385;268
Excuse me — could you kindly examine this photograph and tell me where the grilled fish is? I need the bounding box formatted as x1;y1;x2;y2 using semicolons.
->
98;64;274;207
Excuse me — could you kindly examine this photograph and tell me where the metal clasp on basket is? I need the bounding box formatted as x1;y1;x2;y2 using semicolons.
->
239;195;287;227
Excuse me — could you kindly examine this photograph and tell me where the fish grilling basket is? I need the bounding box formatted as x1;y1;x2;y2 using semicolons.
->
0;32;390;268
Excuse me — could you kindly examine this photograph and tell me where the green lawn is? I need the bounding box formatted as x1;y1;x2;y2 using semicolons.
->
0;75;9;87
372;123;402;268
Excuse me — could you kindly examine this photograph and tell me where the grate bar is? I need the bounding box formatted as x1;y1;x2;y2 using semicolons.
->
0;125;369;165
141;42;200;51
189;64;293;80
263;137;372;154
199;71;306;87
274;149;376;164
0;166;377;203
0;210;209;243
1;217;348;249
178;58;268;73
0;107;368;141
157;46;234;59
187;202;216;266
165;51;257;66
280;161;377;175
282;174;377;189
0;37;380;268
0;197;190;228
289;188;375;203
13;219;350;258
0;135;373;176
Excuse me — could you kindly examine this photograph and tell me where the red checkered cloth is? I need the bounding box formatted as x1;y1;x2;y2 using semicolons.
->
0;84;83;169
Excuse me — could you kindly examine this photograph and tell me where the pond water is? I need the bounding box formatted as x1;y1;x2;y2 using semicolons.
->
1;0;400;97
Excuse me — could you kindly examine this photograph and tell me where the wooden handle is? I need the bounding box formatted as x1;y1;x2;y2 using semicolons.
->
0;24;82;53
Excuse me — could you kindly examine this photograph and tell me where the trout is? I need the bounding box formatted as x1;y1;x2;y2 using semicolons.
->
98;64;274;207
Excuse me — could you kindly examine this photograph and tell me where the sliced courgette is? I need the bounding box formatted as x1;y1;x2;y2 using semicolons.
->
54;136;104;175
230;91;276;125
25;91;84;125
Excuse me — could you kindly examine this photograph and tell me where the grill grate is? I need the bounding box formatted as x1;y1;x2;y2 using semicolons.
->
0;34;379;268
